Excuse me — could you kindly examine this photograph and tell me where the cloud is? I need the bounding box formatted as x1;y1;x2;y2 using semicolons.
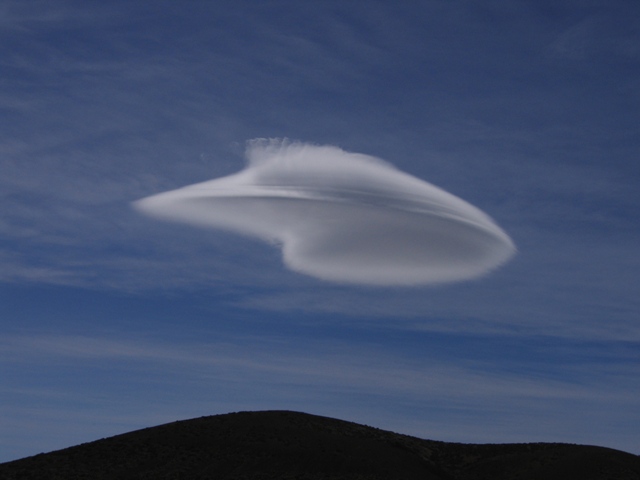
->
134;139;515;285
4;332;638;456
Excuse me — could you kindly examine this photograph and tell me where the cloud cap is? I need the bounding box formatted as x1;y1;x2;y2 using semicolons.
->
134;139;516;285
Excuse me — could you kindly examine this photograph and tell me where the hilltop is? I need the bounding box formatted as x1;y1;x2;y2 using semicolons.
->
1;410;638;479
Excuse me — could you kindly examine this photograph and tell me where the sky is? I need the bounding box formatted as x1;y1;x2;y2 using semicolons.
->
1;0;639;462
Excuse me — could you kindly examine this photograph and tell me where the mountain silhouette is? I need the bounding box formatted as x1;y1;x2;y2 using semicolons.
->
1;410;638;479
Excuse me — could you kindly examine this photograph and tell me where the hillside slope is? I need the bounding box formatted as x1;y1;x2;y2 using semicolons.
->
1;411;638;479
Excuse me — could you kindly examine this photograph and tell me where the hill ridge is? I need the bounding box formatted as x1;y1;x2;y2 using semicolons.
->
1;410;638;479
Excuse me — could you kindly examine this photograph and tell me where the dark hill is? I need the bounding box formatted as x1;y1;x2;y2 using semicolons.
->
0;411;638;479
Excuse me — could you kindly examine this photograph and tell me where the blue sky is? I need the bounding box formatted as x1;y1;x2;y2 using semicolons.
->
1;0;639;462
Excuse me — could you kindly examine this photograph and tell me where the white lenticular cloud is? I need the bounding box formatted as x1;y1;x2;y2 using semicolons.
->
134;139;516;285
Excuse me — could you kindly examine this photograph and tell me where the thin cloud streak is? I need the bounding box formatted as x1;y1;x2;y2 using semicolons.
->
4;333;636;405
3;333;638;458
135;139;515;286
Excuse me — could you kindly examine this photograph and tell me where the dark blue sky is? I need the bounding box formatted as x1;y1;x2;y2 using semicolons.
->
1;0;639;461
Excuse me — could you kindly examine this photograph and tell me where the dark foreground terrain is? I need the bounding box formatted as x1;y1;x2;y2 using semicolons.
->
1;411;638;479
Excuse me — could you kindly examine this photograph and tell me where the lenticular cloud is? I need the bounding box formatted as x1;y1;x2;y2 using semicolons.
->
134;139;515;285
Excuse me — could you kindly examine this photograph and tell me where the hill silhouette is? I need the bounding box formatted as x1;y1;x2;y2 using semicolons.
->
0;410;638;479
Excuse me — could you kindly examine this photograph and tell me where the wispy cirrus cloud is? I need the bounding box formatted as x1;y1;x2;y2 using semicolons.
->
4;332;638;409
2;332;638;457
